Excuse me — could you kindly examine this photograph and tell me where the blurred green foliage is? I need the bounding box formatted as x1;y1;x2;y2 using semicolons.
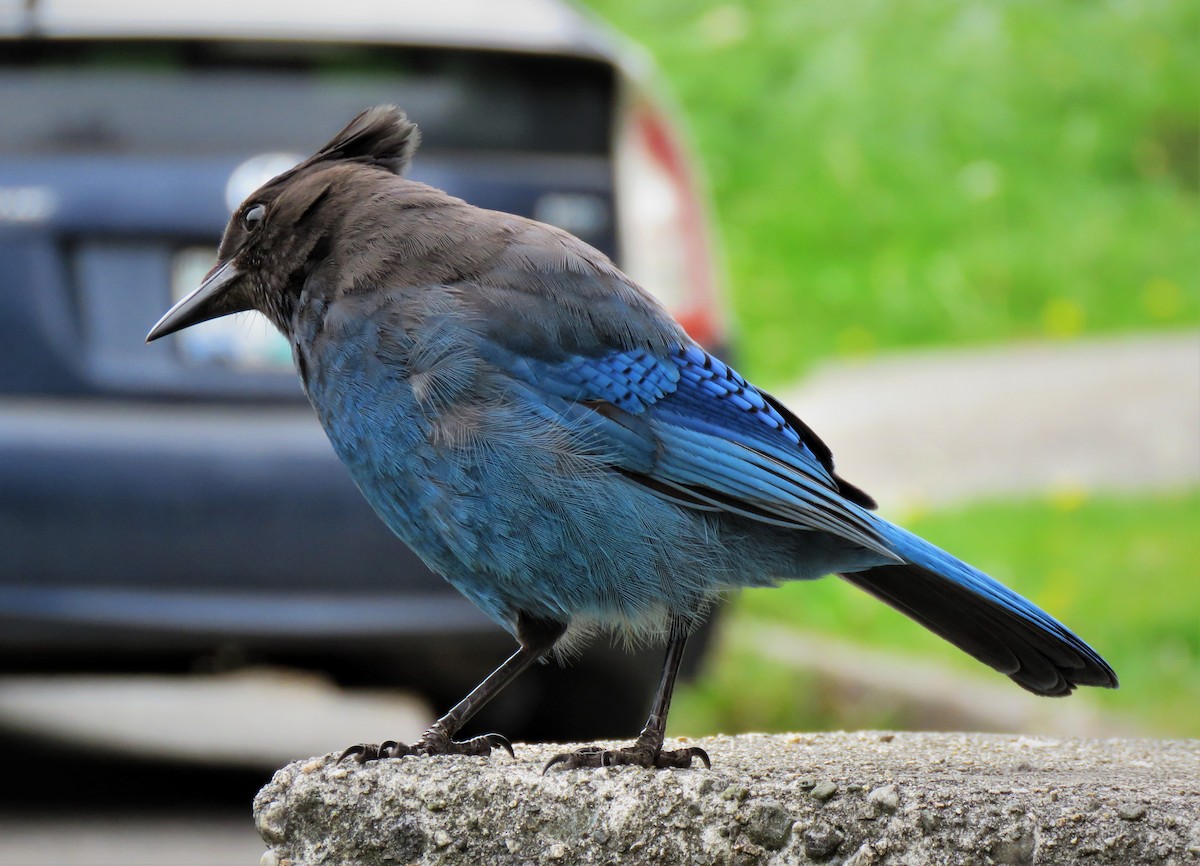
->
579;0;1198;739
670;490;1200;738
583;0;1199;382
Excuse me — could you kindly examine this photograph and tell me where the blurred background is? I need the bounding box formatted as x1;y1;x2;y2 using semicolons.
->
1;0;1196;863
583;0;1199;743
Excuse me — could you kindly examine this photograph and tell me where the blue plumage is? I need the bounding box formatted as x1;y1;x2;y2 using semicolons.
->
672;344;804;447
147;106;1116;768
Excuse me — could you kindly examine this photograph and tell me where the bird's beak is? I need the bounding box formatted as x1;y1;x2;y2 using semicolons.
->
146;259;247;342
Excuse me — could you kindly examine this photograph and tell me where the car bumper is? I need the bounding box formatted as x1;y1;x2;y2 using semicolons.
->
0;398;494;650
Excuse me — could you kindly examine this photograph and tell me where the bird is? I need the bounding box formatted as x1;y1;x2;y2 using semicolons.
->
147;106;1117;771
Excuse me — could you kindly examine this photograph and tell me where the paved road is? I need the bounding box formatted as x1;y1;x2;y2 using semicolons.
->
0;730;268;865
780;331;1199;510
0;673;431;866
1;815;262;866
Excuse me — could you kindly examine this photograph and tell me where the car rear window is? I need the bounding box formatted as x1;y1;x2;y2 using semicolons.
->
0;39;614;156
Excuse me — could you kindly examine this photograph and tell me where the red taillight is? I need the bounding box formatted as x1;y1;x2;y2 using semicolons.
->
616;98;725;348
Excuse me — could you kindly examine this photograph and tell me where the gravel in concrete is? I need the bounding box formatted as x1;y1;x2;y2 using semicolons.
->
254;731;1200;865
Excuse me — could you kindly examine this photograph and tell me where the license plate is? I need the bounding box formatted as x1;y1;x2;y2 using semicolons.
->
170;246;294;372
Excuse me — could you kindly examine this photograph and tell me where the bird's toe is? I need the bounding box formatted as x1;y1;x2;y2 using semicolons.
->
542;743;709;773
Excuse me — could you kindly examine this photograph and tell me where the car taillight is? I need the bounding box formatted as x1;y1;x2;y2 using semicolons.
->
615;97;725;349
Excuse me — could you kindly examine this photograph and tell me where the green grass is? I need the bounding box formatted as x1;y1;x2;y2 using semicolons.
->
574;0;1198;739
582;0;1200;383
669;489;1200;738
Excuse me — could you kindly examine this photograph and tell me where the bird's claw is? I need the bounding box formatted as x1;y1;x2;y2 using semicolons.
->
338;730;513;764
465;732;515;758
339;740;412;763
542;743;710;773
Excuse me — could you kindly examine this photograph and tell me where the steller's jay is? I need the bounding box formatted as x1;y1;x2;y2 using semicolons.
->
148;107;1117;770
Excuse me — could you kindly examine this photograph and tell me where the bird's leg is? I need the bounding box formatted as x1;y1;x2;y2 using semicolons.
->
341;614;565;763
543;618;710;771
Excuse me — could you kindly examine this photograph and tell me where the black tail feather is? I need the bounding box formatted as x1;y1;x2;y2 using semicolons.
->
840;564;1119;697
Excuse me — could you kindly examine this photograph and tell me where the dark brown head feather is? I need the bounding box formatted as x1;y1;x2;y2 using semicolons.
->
258;106;419;196
308;105;421;175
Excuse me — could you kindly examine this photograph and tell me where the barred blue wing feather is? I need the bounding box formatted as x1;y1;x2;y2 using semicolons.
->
483;338;897;559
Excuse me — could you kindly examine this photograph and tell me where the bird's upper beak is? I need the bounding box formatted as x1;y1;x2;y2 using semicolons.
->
145;259;246;342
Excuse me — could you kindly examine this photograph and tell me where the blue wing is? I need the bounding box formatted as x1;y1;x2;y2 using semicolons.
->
484;338;896;561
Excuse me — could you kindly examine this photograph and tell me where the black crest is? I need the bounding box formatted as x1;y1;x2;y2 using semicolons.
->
307;105;421;176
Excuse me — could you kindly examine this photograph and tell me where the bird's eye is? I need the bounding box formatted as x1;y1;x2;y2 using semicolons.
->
242;204;267;229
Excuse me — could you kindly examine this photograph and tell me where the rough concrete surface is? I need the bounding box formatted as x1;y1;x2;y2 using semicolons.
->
254;732;1199;866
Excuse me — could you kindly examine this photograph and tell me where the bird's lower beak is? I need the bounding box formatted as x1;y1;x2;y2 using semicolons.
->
146;259;248;342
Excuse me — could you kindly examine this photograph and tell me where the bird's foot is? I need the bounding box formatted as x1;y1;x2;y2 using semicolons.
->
339;725;513;764
542;741;710;773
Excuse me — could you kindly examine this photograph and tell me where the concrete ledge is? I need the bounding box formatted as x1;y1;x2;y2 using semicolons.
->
254;732;1199;865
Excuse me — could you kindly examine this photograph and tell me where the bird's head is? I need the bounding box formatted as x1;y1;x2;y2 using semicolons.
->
146;105;419;343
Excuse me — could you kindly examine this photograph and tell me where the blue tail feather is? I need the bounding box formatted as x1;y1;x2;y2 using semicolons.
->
839;520;1118;696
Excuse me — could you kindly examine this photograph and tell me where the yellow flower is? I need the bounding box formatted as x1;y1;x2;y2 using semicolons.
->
1041;297;1085;338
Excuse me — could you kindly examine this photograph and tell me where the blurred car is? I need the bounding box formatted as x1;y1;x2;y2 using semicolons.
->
0;0;728;741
